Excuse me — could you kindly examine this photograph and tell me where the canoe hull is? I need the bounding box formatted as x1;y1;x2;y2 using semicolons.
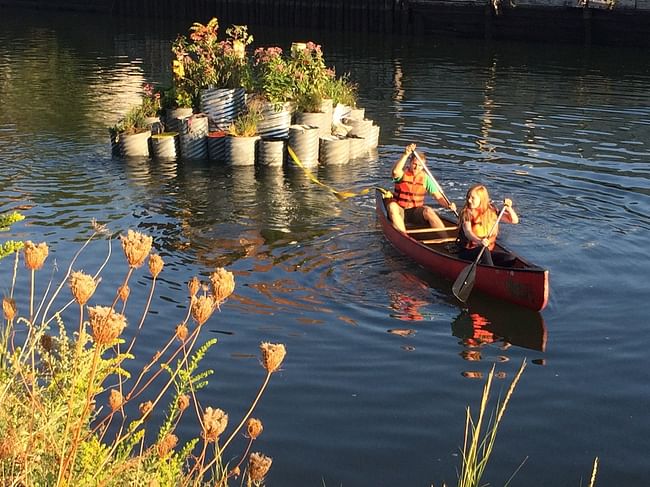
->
376;190;549;311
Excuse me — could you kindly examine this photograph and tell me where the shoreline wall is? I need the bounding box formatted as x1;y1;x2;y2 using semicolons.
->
2;0;650;46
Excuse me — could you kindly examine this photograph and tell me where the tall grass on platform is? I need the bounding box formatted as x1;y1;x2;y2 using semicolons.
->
0;221;284;486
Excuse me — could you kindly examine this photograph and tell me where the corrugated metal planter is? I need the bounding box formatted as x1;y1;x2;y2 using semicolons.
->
144;116;164;135
179;114;209;160
294;111;332;138
150;132;179;159
319;136;350;165
165;107;193;133
200;87;245;131
118;130;151;158
257;138;285;167
348;135;368;159
207;130;227;163
257;101;292;139
348;107;365;121
288;124;320;168
225;135;260;166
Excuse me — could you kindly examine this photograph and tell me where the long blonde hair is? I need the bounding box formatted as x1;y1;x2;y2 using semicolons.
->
460;184;497;230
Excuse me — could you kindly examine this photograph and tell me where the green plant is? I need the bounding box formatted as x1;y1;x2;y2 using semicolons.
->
289;41;331;113
324;73;358;108
141;83;162;117
228;95;264;137
252;46;294;108
111;104;148;135
0;223;284;486
0;211;24;261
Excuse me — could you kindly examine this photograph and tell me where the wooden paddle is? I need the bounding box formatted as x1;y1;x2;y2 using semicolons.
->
413;151;458;217
452;204;508;303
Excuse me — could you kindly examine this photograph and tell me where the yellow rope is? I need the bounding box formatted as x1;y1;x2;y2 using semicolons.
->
286;145;392;201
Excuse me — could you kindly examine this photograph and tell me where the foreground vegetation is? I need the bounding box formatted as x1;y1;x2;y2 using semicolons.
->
1;218;283;486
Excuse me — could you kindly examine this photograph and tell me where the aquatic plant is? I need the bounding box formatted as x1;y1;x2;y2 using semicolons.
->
0;221;284;486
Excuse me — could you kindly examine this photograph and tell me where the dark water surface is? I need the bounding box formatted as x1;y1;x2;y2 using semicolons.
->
1;9;650;486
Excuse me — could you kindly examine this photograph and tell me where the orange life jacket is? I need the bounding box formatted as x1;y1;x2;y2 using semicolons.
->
459;208;498;251
394;170;426;209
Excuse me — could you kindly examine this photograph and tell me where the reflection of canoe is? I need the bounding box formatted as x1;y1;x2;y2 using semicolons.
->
451;294;547;351
375;189;549;311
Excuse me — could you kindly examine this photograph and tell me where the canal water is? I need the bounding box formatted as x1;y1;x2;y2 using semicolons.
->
1;8;649;486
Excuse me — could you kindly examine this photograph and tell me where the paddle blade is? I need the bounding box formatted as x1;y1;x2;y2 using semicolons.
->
452;262;477;302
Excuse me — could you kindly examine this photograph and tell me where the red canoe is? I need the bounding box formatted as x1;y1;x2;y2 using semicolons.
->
376;189;549;311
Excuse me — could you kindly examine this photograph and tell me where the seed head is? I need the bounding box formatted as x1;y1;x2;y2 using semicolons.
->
120;230;152;268
118;285;130;302
202;407;228;442
69;271;96;305
148;253;164;278
139;400;153;421
23;241;49;270
191;295;216;326
175;323;189;342
209;267;235;305
246;418;263;440
88;306;127;347
109;389;124;411
188;276;200;297
248;452;272;483
40;334;53;353
177;394;190;412
2;297;17;321
157;433;178;458
260;342;286;374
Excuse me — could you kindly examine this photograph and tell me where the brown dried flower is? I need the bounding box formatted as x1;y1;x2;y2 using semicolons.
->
148;253;164;278
202;407;228;442
246;418;263;440
2;297;17;321
191;295;216;326
177;394;190;412
229;465;241;478
118;284;130;302
188;276;200;297
260;342;286;374
248;452;273;483
157;433;178;458
139;400;153;421
69;271;96;305
40;333;53;353
108;389;124;411
88;306;127;347
120;230;152;268
210;268;235;305
175;323;189;342
23;241;49;271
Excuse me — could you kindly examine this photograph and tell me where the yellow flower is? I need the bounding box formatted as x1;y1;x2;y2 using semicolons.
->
172;59;185;79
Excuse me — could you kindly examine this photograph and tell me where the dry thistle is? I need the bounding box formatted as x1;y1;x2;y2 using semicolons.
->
23;240;49;270
88;306;127;347
175;323;189;342
120;230;153;268
260;342;286;374
69;271;97;305
157;433;178;458
2;297;17;321
177;394;190;412
139;400;153;421
191;295;216;326
118;284;130;302
108;389;124;411
248;452;272;484
210;267;235;304
148;253;164;278
40;333;53;353
188;276;200;297
202;407;228;442
246;418;263;440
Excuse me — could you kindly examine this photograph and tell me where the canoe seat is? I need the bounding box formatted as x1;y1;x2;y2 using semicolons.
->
406;225;458;234
421;237;458;245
